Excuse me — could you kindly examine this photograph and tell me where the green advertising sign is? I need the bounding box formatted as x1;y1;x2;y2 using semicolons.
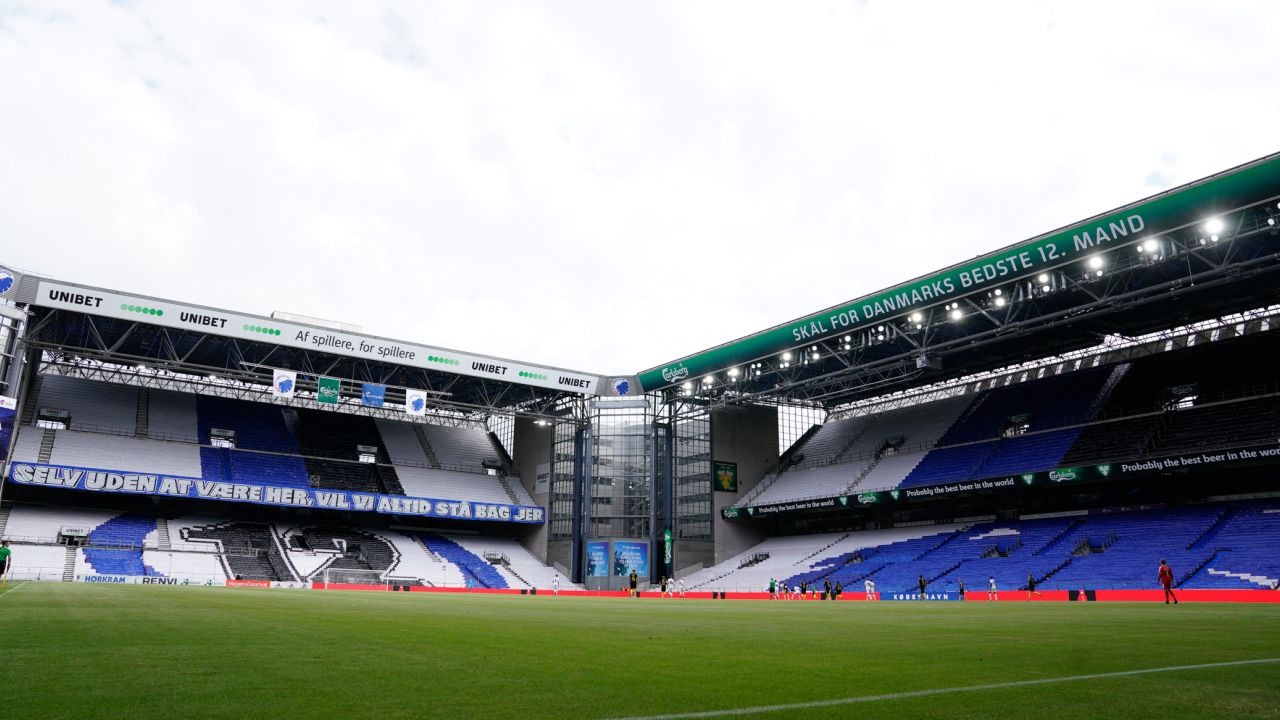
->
713;461;739;492
317;376;341;404
638;152;1280;390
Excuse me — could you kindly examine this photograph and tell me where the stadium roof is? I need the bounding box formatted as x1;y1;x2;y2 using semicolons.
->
0;272;612;418
638;151;1280;408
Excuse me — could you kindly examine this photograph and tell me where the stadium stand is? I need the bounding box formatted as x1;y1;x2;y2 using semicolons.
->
1187;505;1280;588
420;533;508;589
899;368;1110;489
196;395;313;489
83;515;163;577
447;534;563;589
419;424;505;473
393;466;515;505
292;409;404;494
1;505;575;588
49;431;203;478
685;500;1280;593
34;375;139;432
739;396;972;506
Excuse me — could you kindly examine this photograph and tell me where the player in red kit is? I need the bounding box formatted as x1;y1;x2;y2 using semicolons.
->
1158;559;1178;605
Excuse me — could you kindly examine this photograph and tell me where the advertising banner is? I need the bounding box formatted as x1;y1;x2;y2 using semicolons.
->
0;395;15;467
713;461;738;492
586;541;609;577
76;574;222;586
9;461;546;524
272;369;297;399
34;280;602;395
612;541;649;577
360;383;386;408
880;591;962;601
534;462;550;495
725;440;1280;519
317;376;341;404
405;389;427;416
226;579;272;588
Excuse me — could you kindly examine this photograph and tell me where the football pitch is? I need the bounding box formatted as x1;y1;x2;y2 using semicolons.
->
2;582;1278;719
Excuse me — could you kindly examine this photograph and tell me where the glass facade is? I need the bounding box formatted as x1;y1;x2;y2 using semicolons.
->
588;402;652;540
673;410;712;541
549;416;578;542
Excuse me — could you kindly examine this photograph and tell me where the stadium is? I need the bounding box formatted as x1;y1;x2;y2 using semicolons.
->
3;152;1280;717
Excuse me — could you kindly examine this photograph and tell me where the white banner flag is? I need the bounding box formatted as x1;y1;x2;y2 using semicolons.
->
405;389;427;416
272;369;297;399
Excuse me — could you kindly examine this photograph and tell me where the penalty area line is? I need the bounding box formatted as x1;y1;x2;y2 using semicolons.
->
603;657;1280;720
0;580;32;599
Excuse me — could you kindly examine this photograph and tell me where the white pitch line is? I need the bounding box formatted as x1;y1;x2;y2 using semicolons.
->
604;658;1280;720
0;580;31;599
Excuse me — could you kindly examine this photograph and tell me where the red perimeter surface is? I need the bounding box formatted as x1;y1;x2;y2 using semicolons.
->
309;585;1280;602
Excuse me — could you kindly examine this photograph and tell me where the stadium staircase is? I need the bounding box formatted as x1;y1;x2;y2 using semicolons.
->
1187;506;1237;550
831;421;875;464
412;425;443;469
0;505;10;536
495;475;522;505
20;375;42;425
1032;518;1085;555
844;456;884;494
156;518;172;552
1088;363;1131;419
797;534;850;564
735;473;780;507
38;429;56;463
134;389;150;438
62;545;76;582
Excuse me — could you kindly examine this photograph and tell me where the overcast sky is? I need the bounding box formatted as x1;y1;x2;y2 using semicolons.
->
2;1;1277;376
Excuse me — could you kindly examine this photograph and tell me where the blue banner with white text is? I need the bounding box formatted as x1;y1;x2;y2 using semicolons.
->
879;591;962;601
361;383;386;408
0;397;14;468
7;462;545;525
612;541;649;577
586;541;609;577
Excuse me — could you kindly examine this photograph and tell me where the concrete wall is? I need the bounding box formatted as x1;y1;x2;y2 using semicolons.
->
512;416;553;562
710;404;777;565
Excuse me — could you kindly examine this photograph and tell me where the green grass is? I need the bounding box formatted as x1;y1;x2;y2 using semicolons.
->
3;582;1279;719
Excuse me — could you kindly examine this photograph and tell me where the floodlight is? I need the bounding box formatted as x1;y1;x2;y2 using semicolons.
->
993;289;1002;297
728;367;740;378
994;296;1006;308
782;351;792;361
1204;217;1224;235
1037;273;1049;283
1211;235;1219;243
910;312;922;322
702;375;714;385
1087;256;1103;270
1042;284;1051;292
1095;270;1104;277
1143;239;1158;253
950;308;963;320
1269;218;1276;226
682;381;692;391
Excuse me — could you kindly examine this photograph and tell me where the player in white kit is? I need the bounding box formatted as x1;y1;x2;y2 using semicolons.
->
552;574;560;595
864;578;875;600
988;576;997;601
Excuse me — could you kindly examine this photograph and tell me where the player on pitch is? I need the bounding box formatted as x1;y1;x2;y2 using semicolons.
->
1158;559;1178;605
